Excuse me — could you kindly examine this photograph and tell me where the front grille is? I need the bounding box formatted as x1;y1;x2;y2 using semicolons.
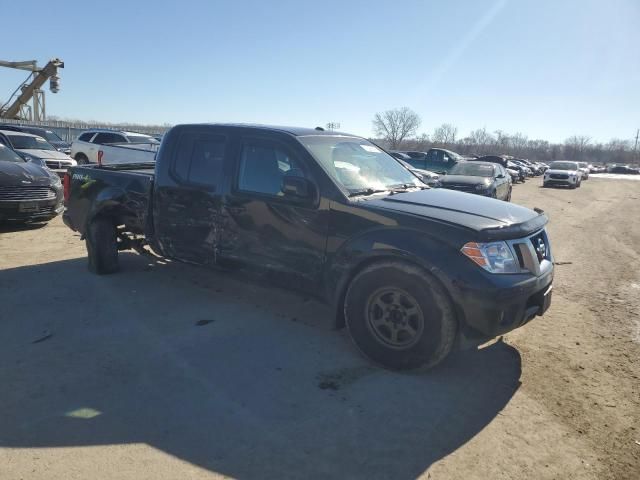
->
507;229;553;275
444;184;475;192
45;160;72;170
0;203;60;220
550;174;568;180
0;186;56;201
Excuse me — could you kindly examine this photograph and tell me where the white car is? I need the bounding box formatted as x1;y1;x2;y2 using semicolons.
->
577;162;590;180
543;161;583;189
71;129;160;164
0;129;76;176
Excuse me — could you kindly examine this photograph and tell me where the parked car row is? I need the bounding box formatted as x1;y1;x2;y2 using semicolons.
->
607;164;640;174
389;149;554;202
0;127;160;224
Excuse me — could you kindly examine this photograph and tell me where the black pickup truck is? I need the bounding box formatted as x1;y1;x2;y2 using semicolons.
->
63;124;554;370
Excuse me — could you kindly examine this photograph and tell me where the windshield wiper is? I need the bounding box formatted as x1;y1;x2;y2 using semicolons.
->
348;188;387;198
387;183;428;193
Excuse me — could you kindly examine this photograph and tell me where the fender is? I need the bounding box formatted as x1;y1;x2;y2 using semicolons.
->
326;227;468;328
85;186;132;231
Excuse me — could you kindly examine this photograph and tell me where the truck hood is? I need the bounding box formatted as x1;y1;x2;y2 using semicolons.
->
439;175;490;186
363;188;547;240
17;149;73;160
0;160;55;187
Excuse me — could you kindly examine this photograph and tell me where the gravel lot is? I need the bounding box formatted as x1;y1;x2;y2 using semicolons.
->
0;177;638;480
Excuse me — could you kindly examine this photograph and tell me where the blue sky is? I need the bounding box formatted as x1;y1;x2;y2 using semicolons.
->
2;0;638;143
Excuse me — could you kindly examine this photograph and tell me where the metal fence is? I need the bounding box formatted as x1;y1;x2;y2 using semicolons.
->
0;118;170;142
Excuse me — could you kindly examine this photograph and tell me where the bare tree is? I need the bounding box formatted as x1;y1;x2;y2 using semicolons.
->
564;135;591;160
509;132;529;156
432;123;458;146
372;107;421;149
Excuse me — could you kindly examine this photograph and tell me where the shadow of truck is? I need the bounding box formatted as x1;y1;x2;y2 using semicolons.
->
0;253;522;479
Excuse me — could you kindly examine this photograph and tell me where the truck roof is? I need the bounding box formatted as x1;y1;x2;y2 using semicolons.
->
173;123;356;137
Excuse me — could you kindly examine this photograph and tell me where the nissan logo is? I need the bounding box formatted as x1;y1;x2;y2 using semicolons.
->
536;238;547;261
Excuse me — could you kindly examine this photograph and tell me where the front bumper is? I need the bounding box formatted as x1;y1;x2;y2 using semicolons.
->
0;200;64;222
544;176;578;186
443;232;555;347
460;267;553;341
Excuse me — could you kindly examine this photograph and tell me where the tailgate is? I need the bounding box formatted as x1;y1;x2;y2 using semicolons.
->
64;165;154;235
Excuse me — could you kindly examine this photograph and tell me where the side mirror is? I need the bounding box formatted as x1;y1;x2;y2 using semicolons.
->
496;173;505;179
281;175;314;200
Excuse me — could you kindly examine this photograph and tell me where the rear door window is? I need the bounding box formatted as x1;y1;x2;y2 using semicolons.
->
93;132;126;144
172;132;226;189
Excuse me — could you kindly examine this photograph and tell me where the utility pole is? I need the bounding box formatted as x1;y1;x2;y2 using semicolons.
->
634;128;639;164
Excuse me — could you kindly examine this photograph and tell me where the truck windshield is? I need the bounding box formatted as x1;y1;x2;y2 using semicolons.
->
298;135;423;194
8;135;56;151
0;144;25;163
449;162;494;177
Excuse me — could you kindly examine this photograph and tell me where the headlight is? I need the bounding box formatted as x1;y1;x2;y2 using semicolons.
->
51;174;62;186
461;241;519;274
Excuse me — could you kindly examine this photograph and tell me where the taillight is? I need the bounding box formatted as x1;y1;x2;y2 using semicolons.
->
97;150;104;166
63;172;70;202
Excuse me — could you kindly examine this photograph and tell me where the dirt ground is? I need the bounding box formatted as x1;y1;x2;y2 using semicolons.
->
0;177;638;480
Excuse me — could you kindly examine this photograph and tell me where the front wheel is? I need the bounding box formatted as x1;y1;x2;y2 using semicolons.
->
506;187;512;202
344;261;457;371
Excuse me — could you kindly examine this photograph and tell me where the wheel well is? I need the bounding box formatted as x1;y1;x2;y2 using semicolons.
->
333;256;461;331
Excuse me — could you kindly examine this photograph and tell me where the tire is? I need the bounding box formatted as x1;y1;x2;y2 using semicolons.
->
344;261;457;371
86;217;119;274
490;190;497;198
75;153;89;165
506;187;512;202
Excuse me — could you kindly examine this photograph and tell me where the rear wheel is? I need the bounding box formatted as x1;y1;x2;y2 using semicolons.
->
86;217;119;274
344;261;457;371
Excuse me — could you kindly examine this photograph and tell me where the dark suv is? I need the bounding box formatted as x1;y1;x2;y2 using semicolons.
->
400;148;463;174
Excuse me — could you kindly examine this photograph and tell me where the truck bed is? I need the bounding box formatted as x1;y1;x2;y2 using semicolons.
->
97;143;158;165
64;163;155;236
